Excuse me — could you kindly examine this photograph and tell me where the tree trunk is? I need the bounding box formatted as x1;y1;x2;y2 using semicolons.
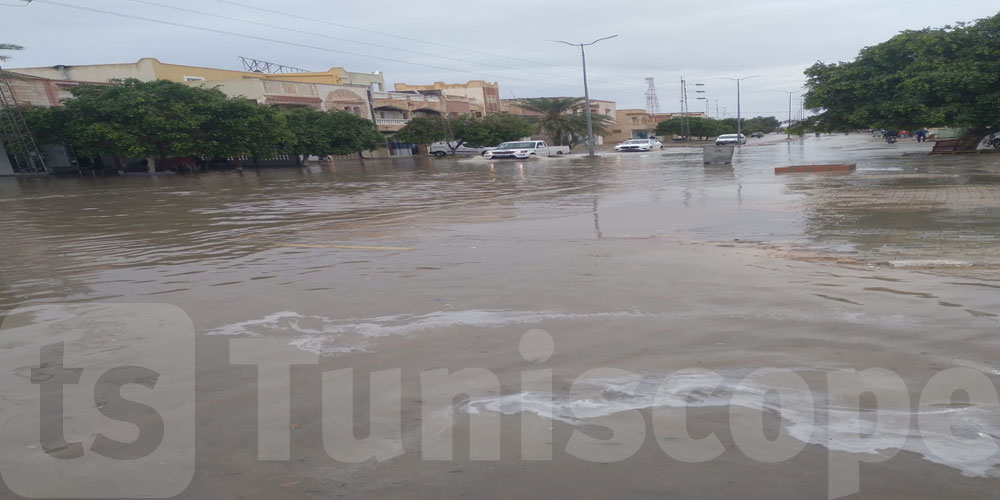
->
955;127;996;151
146;157;157;173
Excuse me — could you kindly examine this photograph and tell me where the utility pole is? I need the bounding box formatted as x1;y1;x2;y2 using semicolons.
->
554;35;618;158
680;77;689;139
721;75;760;144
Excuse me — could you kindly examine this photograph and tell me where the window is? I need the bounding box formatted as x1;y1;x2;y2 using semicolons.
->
183;76;205;82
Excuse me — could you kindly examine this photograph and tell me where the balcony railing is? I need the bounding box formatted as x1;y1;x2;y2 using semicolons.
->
375;118;409;126
371;91;389;99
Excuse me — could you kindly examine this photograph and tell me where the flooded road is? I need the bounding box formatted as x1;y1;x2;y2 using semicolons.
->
1;134;999;499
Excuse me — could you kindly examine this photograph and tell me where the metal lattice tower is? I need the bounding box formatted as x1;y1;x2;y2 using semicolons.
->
239;56;310;74
644;77;660;114
0;64;46;174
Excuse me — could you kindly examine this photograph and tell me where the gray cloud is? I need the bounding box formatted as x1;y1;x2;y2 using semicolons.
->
3;0;997;118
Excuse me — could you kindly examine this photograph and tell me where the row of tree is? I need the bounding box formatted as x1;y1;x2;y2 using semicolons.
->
655;116;781;139
393;97;611;150
16;79;385;168
393;114;534;153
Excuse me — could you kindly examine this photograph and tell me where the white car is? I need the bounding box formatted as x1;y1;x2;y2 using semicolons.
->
483;141;569;160
614;138;663;152
715;134;747;146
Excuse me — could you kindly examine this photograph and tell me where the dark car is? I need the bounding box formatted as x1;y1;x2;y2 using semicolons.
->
751;132;765;139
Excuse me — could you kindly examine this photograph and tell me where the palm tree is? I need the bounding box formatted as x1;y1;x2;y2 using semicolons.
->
0;43;23;63
515;97;610;149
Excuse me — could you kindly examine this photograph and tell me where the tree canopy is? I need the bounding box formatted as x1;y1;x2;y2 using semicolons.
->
514;97;610;149
22;79;384;166
803;12;1000;148
283;107;382;157
655;116;779;139
393;114;533;151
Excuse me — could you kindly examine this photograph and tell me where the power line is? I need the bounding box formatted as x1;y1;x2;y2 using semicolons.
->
31;0;554;86
121;0;546;75
209;0;545;66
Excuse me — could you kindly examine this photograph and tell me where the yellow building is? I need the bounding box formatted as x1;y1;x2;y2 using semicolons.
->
8;58;386;90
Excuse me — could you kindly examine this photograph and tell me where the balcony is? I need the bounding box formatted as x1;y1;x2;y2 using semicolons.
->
375;118;408;126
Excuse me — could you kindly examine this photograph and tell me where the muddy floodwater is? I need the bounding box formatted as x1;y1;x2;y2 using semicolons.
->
1;134;999;499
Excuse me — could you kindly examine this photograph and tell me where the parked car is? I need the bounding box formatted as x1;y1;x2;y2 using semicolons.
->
750;132;765;139
614;138;663;152
429;141;491;157
715;134;747;146
483;141;569;160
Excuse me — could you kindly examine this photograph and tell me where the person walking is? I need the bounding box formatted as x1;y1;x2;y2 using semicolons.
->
915;129;928;142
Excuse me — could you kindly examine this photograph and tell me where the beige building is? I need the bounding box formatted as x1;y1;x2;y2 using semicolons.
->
9;58;386;90
182;79;458;134
3;72;110;107
393;80;500;114
182;78;373;116
500;98;617;121
604;109;706;143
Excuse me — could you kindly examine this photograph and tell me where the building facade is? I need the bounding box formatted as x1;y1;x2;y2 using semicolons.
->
393;81;500;114
182;79;459;134
4;72;110;107
9;58;386;90
604;109;706;143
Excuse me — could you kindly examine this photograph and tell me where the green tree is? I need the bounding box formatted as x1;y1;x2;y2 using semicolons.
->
392;116;448;146
742;116;781;134
394;114;534;153
803;12;1000;150
656;117;728;139
205;99;291;163
479;113;534;145
283;108;383;159
514;97;610;150
52;79;230;168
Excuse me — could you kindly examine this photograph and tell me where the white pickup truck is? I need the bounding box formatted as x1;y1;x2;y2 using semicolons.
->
429;141;491;157
483;140;570;160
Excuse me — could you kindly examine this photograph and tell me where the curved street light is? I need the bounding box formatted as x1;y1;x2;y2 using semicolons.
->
552;35;618;157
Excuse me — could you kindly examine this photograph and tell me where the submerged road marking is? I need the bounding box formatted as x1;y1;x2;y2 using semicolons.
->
276;243;414;251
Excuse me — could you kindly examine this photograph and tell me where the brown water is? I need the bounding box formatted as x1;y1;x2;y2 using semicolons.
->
1;134;999;499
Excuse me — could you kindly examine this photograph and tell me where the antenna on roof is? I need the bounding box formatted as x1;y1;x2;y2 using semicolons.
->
239;56;309;74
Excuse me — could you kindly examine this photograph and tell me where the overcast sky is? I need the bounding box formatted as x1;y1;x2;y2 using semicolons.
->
3;0;997;119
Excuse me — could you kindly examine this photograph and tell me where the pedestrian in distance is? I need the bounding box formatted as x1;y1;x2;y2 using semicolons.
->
915;129;928;142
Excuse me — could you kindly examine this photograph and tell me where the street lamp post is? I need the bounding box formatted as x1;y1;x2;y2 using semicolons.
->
778;90;801;140
554;35;618;158
721;75;759;145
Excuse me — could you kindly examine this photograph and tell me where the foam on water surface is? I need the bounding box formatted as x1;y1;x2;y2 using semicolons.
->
465;370;1000;478
206;308;922;356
